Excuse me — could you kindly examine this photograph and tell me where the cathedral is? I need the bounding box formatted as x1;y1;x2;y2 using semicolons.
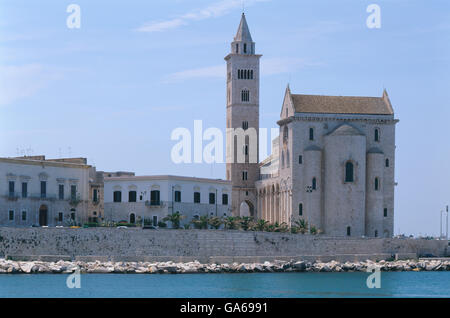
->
226;13;398;237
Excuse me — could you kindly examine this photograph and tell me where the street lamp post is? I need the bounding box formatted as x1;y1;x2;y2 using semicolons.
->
446;205;449;241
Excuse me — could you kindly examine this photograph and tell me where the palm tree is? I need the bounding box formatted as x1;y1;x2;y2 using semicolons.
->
240;216;253;231
252;219;269;232
163;211;185;229
191;215;209;229
275;222;289;233
310;225;322;235
223;216;240;230
208;216;223;229
294;219;309;234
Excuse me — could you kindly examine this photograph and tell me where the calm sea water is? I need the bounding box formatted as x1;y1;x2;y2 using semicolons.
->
0;272;449;298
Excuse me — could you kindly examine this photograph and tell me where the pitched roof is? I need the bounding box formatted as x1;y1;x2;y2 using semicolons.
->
234;13;253;42
290;90;394;115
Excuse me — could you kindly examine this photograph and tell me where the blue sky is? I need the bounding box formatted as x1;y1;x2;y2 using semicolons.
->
0;0;449;236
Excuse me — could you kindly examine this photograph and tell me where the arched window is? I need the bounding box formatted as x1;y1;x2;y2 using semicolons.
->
346;226;351;236
374;128;380;142
244;43;247;53
312;177;317;190
129;213;136;224
241;90;250;102
235;43;239;54
345;161;354;182
385;158;389;167
309;127;314;141
250;70;253;79
374;230;378;237
283;125;289;146
374;177;380;191
299;203;303;216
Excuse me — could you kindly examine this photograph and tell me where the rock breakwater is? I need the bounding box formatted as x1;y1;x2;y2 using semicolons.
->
0;258;449;274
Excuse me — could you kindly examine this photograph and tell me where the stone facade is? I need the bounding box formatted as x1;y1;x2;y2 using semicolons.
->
87;167;104;223
255;87;398;237
104;175;232;227
225;13;261;218
222;15;399;237
0;156;92;227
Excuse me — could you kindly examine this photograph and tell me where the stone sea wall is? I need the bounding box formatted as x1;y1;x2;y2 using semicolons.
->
1;258;449;274
0;227;447;263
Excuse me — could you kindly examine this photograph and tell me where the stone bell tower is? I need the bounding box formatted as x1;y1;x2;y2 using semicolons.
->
225;13;261;217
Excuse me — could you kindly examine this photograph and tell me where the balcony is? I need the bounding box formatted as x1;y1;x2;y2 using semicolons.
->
5;192;19;201
145;200;164;208
69;194;82;206
29;193;57;201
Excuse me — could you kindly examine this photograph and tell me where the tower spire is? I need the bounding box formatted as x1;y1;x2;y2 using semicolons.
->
231;13;255;55
234;13;253;43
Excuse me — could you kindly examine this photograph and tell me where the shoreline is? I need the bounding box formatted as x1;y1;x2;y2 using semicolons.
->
1;258;449;274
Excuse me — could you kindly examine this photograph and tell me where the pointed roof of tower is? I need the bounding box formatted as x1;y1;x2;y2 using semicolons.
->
234;13;253;42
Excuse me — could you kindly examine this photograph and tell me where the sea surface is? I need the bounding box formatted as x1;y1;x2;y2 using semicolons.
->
0;272;449;298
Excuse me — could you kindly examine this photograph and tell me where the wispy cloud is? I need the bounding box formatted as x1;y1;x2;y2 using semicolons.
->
163;57;322;83
135;0;270;33
0;64;64;106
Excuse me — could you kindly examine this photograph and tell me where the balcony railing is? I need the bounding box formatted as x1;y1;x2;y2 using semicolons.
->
28;193;57;200
145;200;163;207
5;192;20;200
69;194;82;206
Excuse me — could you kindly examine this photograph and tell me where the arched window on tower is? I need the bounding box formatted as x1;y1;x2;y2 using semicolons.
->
374;177;380;191
250;70;253;79
241;90;250;102
312;177;317;190
235;43;239;54
299;203;303;216
345;161;354;182
309;127;314;141
244;43;247;53
375;128;380;142
385;158;390;167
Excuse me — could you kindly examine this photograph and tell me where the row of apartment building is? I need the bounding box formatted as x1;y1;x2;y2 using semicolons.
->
0;156;232;227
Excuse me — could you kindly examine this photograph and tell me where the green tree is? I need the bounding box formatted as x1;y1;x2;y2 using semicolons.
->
163;211;185;229
252;219;269;231
208;216;223;229
191;215;209;229
223;216;240;230
240;216;253;231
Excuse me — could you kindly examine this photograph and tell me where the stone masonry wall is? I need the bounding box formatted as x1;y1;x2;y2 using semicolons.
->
0;228;447;263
